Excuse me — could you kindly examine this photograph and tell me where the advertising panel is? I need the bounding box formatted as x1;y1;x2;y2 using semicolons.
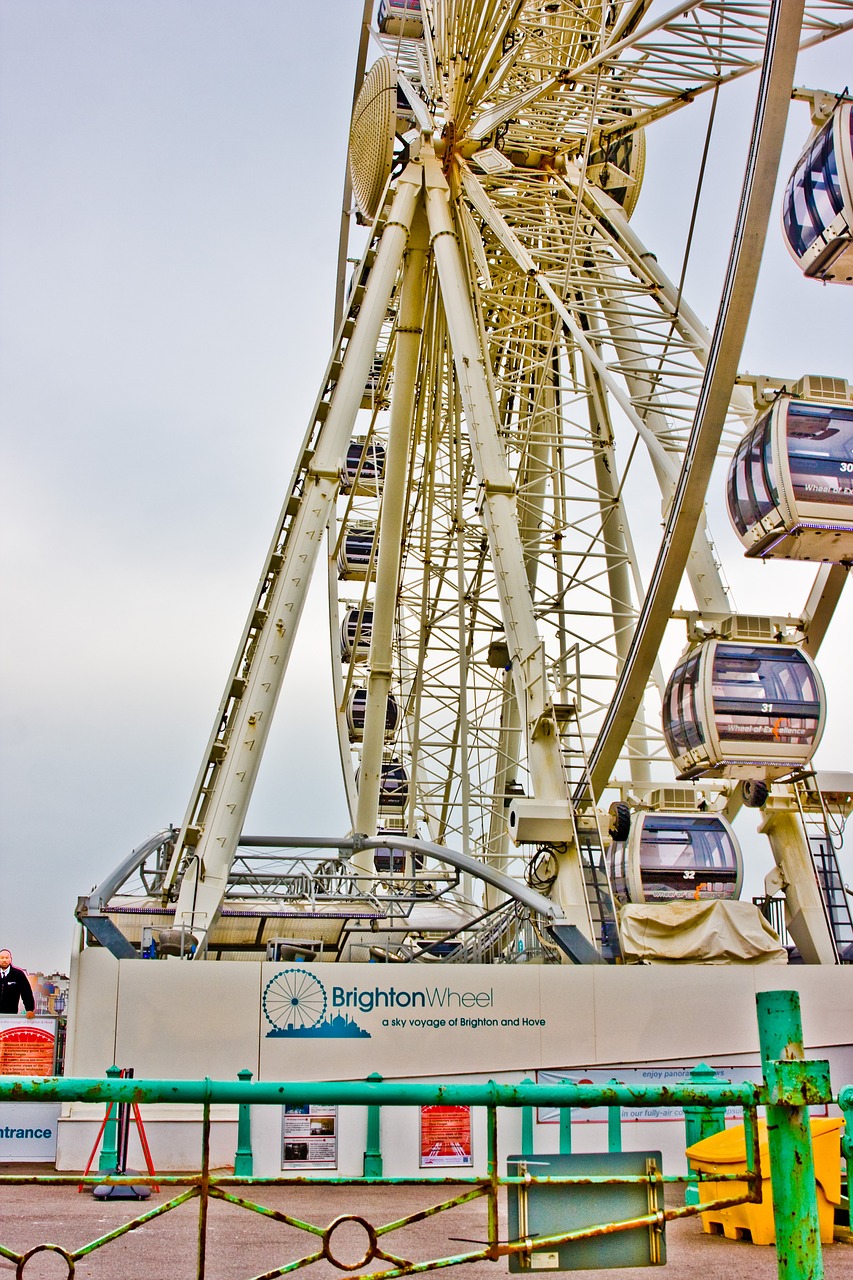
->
420;1104;472;1167
281;1105;338;1169
536;1064;767;1124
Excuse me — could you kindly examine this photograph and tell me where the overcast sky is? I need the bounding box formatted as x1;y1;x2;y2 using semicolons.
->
2;2;852;973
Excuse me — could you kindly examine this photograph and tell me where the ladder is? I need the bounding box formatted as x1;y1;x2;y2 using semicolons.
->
793;776;853;963
553;703;622;961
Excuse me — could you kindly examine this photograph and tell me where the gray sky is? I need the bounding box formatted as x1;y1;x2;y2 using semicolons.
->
2;2;852;972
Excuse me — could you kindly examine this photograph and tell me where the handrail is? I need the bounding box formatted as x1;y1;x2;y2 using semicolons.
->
0;1075;756;1110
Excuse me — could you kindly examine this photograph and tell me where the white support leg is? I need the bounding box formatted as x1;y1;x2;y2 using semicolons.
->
172;165;424;953
759;798;839;965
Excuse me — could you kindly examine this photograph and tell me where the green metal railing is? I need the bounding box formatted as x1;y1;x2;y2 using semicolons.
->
0;990;844;1280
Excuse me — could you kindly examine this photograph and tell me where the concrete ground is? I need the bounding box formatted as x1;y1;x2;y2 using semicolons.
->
0;1173;849;1279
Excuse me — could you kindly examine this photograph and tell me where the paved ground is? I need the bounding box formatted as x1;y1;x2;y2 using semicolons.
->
0;1173;849;1279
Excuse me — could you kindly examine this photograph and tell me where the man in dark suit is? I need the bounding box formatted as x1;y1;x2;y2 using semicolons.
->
0;949;35;1018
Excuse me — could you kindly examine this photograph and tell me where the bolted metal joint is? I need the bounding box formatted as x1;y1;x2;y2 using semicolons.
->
762;1058;832;1107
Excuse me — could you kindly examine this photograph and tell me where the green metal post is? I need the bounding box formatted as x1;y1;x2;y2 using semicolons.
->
486;1085;500;1260
521;1078;534;1156
607;1078;622;1153
363;1072;383;1177
233;1068;253;1178
559;1106;572;1154
98;1065;121;1172
839;1087;852;1229
756;989;826;1280
684;1063;728;1205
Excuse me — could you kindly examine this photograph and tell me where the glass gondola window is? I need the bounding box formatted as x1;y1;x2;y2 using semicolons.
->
663;651;704;757
711;644;821;748
345;530;374;561
786;401;853;507
338;526;377;579
726;412;776;536
356;760;409;808
341;608;373;661
374;848;406;874
342;438;385;494
782;115;845;258
347;687;400;739
379;761;408;808
638;816;739;902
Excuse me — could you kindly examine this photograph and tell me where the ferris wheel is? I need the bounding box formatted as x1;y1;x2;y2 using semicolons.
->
132;1;853;965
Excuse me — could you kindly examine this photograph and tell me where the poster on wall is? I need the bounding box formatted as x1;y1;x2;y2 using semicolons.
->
536;1064;768;1125
281;1105;338;1169
420;1104;472;1167
0;1017;56;1076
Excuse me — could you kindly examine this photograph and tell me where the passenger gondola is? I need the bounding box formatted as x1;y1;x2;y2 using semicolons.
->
378;0;423;39
346;687;400;741
342;437;385;495
782;99;853;282
727;395;853;560
341;608;373;662
374;832;423;875
663;639;825;781
337;524;377;580
355;759;409;810
608;811;743;905
374;848;407;873
361;356;389;410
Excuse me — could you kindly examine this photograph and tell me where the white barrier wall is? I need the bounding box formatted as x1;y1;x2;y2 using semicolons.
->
56;952;853;1173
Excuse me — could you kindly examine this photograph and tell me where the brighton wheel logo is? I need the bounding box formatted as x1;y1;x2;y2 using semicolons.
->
263;968;328;1033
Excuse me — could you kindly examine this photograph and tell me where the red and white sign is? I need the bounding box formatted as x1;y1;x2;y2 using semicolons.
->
0;1017;56;1076
420;1105;472;1167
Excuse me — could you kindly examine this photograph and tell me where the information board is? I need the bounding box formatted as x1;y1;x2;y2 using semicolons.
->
281;1105;338;1169
0;1017;56;1076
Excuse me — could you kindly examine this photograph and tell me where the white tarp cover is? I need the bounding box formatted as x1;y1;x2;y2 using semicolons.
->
619;900;788;965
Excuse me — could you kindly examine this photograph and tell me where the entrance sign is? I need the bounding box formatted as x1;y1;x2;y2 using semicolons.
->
420;1105;472;1167
0;1103;61;1162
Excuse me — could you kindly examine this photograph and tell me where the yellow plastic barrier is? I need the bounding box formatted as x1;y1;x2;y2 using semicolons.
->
685;1117;844;1245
